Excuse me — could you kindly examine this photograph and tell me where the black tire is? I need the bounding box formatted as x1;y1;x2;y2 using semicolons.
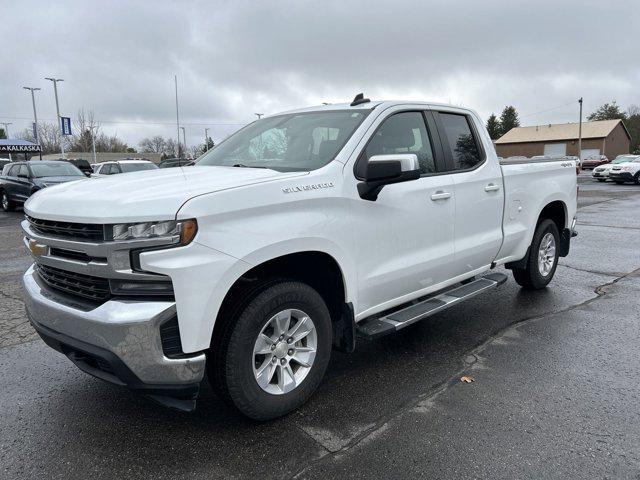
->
512;219;560;290
614;180;625;185
634;173;640;185
597;179;606;182
209;280;332;420
1;191;16;212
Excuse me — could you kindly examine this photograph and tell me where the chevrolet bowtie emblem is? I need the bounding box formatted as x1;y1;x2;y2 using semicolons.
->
28;239;47;257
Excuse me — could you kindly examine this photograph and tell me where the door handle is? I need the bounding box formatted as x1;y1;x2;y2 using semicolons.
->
430;191;452;201
484;183;500;192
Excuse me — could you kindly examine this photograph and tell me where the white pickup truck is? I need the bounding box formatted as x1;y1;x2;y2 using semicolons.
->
22;96;578;420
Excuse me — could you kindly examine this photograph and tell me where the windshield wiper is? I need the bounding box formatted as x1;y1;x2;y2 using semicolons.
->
232;163;269;169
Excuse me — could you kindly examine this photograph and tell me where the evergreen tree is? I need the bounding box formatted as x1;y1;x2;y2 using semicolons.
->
587;101;627;121
499;106;520;136
486;114;501;140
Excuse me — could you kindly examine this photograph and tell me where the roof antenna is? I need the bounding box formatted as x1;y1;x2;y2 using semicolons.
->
350;93;370;106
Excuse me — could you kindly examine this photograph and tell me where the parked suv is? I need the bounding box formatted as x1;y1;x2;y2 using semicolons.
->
608;155;640;184
22;98;578;419
0;161;85;211
65;158;93;176
592;155;638;181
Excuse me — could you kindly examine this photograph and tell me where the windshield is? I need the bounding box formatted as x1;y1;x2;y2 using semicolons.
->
119;162;158;173
613;156;638;164
30;163;84;177
196;110;370;172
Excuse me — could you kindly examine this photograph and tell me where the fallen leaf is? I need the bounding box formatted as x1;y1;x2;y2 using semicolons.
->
460;375;475;383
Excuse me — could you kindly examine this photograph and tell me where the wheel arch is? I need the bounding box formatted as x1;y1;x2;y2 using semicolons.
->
212;250;356;355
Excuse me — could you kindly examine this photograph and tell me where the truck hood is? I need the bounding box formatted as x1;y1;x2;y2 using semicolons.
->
25;166;306;223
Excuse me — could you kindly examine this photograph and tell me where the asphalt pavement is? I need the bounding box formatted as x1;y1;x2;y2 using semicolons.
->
1;172;640;479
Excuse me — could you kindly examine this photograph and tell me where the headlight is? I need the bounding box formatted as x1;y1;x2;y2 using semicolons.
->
624;165;636;172
111;219;197;244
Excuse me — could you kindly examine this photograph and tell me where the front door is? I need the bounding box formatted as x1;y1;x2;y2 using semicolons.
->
352;110;456;316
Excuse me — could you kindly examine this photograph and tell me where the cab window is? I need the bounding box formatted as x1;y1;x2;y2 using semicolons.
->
360;112;436;176
438;113;482;170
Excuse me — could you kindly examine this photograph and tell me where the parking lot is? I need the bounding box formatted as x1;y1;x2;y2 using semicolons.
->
1;172;640;479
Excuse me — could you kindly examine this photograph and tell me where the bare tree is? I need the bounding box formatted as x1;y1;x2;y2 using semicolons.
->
16;121;61;155
139;135;168;154
69;109;101;152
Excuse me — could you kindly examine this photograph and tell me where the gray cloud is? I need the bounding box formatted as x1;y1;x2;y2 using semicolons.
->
2;0;638;148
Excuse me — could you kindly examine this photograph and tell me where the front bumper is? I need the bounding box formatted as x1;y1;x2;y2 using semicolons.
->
23;265;206;410
592;171;608;178
608;171;634;182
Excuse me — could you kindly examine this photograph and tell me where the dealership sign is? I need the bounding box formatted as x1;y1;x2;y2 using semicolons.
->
61;117;72;135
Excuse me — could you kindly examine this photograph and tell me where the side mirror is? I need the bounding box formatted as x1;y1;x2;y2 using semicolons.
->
358;154;420;201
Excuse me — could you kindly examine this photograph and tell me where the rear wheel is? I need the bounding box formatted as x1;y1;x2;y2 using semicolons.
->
512;219;560;290
1;191;16;212
209;281;332;420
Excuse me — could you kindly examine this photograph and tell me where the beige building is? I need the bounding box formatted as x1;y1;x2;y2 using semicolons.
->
495;119;630;160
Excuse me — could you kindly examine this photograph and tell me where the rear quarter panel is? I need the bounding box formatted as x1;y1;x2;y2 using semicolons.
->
497;160;577;264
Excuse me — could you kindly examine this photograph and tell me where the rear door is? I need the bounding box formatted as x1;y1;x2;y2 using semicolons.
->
432;110;503;277
352;109;457;314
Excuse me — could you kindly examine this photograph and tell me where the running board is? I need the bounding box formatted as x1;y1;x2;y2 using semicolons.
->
357;272;508;339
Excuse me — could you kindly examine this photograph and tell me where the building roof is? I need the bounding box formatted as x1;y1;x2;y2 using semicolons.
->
495;119;630;144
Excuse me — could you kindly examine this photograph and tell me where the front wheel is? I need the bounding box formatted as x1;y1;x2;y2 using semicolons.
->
512;219;560;290
209;281;332;420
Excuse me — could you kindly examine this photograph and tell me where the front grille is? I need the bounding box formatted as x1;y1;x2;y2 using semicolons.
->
49;247;107;263
159;317;184;358
27;215;104;241
36;264;111;302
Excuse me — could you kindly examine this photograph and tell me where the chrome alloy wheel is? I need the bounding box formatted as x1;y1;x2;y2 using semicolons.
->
537;232;556;277
252;309;317;395
1;193;8;210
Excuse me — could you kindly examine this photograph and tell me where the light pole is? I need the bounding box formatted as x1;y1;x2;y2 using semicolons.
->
174;75;181;158
578;97;583;160
1;122;12;160
23;87;41;145
45;77;65;158
204;128;210;152
254;113;263;119
180;127;187;157
89;126;98;164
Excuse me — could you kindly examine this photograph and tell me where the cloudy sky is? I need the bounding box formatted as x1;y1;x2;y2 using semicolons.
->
2;0;638;149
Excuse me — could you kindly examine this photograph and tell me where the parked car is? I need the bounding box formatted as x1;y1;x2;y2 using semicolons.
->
592;154;639;181
581;154;608;170
22;98;577;420
608;155;640;184
91;159;158;177
159;158;195;168
0;158;11;172
0;160;85;211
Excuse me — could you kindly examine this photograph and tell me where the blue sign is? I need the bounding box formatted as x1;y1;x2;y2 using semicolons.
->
60;117;72;136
